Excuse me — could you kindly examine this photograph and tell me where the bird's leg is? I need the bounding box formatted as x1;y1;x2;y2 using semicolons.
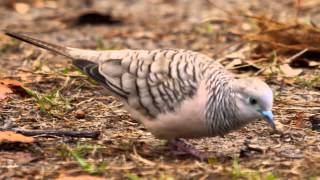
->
168;139;209;161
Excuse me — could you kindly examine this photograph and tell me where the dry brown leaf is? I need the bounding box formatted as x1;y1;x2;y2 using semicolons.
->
14;2;30;14
1;79;23;87
243;16;320;53
57;175;106;180
0;79;28;100
0;131;35;143
0;84;12;100
279;64;303;77
295;112;306;128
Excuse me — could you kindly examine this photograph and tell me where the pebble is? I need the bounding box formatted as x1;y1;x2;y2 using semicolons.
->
75;110;86;119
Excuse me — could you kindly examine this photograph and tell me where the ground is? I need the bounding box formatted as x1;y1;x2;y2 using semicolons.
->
0;0;319;179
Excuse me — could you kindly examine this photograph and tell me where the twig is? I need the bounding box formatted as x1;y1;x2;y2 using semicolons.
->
1;128;100;139
1;121;100;138
286;48;308;63
130;146;156;166
130;146;172;169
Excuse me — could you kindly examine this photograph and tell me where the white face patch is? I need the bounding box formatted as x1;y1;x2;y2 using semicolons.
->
238;78;273;111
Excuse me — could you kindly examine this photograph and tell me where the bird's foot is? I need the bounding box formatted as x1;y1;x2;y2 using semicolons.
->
168;139;209;161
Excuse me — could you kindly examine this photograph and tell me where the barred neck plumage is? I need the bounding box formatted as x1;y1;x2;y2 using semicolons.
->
202;62;239;136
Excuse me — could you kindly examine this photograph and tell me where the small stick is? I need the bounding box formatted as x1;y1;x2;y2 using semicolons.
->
1;121;100;139
1;127;100;139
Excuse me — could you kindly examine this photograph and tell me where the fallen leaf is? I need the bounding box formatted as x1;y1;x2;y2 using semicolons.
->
279;64;303;77
243;15;320;53
0;84;12;100
14;2;30;14
217;44;262;71
0;131;35;143
295;112;306;128
1;79;23;87
0;79;28;100
57;175;106;180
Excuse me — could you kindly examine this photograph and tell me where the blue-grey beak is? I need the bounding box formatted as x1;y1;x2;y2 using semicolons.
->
260;110;275;129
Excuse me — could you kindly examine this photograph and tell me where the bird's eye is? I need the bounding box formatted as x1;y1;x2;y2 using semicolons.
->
249;98;257;105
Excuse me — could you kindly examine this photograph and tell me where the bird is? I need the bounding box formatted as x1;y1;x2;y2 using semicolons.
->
5;31;275;161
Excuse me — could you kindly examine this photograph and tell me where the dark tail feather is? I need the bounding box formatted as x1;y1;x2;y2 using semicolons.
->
4;30;72;58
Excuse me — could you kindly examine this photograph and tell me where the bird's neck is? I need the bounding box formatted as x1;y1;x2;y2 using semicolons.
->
204;68;240;136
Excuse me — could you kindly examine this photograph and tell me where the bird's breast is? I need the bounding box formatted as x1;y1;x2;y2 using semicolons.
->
142;82;210;139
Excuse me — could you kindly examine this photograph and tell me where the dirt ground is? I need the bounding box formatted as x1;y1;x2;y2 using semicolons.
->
0;0;319;179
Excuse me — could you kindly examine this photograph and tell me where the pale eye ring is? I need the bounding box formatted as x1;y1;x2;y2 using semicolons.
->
249;98;257;105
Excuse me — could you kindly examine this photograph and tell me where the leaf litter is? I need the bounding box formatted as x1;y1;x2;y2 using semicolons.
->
0;0;319;179
243;15;320;53
0;131;35;143
0;79;28;100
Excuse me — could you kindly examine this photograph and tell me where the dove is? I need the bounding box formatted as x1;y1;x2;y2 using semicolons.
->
5;31;274;160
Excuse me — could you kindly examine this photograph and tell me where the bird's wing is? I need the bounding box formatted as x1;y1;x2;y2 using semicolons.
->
74;49;208;118
4;31;212;118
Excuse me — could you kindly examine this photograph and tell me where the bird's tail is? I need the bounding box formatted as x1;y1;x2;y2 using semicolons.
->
4;30;73;59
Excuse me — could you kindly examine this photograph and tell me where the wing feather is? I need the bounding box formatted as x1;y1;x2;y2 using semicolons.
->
73;50;207;118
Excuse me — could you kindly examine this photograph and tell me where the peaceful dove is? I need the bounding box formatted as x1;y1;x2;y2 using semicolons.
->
5;31;274;160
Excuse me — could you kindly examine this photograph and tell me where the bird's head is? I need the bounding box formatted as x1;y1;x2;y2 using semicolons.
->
233;77;275;129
